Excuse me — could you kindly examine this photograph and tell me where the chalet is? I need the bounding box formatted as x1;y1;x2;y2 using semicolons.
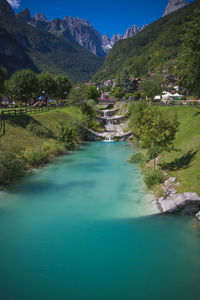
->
130;77;141;92
103;79;116;87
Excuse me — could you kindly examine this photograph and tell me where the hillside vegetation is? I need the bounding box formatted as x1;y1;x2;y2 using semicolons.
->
0;107;88;184
159;106;200;195
0;1;104;83
94;0;200;81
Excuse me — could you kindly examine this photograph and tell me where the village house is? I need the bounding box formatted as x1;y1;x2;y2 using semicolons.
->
103;79;116;87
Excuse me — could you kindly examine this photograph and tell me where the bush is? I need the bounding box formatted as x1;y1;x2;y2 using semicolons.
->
0;150;27;184
57;123;77;151
129;152;147;166
25;150;49;167
91;120;105;133
43;142;66;156
144;169;164;189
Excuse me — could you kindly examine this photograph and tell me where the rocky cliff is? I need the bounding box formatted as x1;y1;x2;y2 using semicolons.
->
163;0;190;17
17;8;146;57
17;10;105;57
102;25;146;54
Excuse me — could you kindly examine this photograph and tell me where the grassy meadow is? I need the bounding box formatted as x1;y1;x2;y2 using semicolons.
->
159;106;200;195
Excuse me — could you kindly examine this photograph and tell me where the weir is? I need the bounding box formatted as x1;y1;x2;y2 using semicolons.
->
96;106;131;142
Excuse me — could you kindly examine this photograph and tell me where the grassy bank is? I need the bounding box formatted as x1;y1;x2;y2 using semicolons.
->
158;106;200;195
129;105;200;196
0;106;88;185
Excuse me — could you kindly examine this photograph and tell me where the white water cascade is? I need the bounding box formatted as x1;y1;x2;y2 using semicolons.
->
103;110;115;142
92;107;131;142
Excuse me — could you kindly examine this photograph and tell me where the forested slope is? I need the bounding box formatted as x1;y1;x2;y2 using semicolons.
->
0;0;104;83
94;0;200;80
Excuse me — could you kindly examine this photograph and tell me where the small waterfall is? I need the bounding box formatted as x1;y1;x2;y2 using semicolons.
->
104;136;114;142
107;118;113;126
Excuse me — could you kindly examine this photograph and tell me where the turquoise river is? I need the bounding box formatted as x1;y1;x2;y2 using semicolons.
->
0;142;200;300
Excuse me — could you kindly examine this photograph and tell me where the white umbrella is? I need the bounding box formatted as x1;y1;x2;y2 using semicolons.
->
173;93;183;97
162;93;173;99
154;95;161;100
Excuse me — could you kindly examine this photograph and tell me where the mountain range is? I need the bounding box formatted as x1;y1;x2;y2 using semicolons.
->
16;0;192;58
17;8;147;57
0;0;194;83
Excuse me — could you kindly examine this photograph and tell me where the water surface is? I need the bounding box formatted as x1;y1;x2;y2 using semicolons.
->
0;142;200;300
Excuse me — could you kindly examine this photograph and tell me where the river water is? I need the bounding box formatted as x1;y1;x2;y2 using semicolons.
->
0;142;200;300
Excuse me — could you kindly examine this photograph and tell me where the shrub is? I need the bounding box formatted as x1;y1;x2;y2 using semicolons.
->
129;152;147;166
43;142;66;156
25;150;49;167
57;123;77;151
144;169;164;189
91;120;105;133
0;150;27;184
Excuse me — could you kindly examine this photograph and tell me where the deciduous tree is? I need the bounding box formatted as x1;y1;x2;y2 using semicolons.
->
84;85;100;103
8;69;38;102
55;75;71;100
38;73;57;98
129;103;179;170
139;74;164;101
0;67;7;95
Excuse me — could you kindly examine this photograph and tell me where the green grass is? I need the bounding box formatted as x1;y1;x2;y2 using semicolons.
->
1;106;85;157
158;106;200;195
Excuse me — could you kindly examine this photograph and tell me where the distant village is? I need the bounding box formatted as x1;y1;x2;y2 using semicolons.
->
85;72;184;102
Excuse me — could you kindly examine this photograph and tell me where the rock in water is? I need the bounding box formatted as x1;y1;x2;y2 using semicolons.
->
196;211;200;221
163;0;190;17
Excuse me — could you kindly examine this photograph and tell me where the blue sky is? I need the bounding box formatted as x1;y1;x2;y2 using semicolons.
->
9;0;193;37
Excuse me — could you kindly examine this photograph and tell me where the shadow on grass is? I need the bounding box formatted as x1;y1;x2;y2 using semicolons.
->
7;115;55;138
160;150;198;171
193;111;200;117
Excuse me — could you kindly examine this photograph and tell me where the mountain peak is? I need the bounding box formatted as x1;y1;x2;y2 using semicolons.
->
34;13;48;22
17;8;31;22
163;0;190;17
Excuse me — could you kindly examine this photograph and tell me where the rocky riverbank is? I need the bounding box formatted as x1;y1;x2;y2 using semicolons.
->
157;177;200;221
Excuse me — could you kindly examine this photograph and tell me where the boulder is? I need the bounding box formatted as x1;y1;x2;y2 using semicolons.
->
196;211;200;221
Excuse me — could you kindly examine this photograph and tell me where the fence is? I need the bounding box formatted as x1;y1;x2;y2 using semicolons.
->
126;99;200;108
0;104;67;136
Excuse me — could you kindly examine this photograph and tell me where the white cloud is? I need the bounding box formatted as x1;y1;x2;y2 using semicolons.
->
7;0;21;9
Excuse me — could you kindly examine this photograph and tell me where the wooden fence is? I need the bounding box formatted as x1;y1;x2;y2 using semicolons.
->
0;104;67;136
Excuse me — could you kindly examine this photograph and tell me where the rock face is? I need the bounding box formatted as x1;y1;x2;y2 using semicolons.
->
64;16;105;57
17;10;106;57
102;25;147;54
17;8;31;22
163;0;189;17
17;8;146;57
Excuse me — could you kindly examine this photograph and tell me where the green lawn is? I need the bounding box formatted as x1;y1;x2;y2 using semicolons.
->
1;106;85;154
159;106;200;195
